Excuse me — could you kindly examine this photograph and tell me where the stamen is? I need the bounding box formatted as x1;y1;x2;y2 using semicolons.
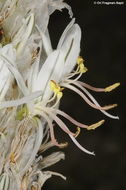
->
104;104;117;109
51;98;61;109
105;83;120;92
87;120;105;130
49;108;88;129
50;80;64;99
47;93;56;103
44;109;75;136
77;81;106;92
62;83;116;111
77;56;88;73
69;81;119;119
38;111;68;148
65;57;87;81
43;107;94;155
58;142;69;149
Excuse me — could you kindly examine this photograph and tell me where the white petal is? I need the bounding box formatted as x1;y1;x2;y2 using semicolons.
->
12;13;34;54
27;41;42;92
34;50;59;91
57;18;75;49
42;50;64;102
0;44;16;100
36;25;52;56
19;118;43;176
48;0;73;18
0;54;29;96
34;50;64;102
61;24;81;77
0;91;42;109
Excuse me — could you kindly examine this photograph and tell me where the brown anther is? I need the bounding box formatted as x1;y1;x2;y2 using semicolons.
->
59;142;68;149
104;104;118;110
31;47;40;64
31;186;37;190
12;79;17;89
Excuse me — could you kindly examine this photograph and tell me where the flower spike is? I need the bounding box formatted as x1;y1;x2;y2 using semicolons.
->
0;1;120;188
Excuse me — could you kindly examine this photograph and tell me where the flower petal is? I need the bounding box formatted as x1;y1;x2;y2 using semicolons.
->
58;23;81;77
0;91;42;109
34;50;64;102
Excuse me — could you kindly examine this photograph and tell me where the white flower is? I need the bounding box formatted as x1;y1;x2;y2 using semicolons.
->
0;18;120;156
6;117;43;176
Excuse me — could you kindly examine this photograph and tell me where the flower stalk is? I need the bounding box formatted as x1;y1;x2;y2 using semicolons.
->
0;0;119;189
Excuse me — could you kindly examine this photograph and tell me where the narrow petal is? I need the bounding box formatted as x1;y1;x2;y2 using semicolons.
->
35;50;64;102
0;91;42;109
0;54;29;96
12;13;34;54
27;41;42;92
20;117;43;176
60;24;81;77
57;18;75;49
37;26;53;56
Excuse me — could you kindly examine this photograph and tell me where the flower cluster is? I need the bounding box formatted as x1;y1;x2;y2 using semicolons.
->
0;0;119;189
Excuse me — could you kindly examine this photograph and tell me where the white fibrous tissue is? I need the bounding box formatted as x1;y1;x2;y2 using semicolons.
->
0;0;119;189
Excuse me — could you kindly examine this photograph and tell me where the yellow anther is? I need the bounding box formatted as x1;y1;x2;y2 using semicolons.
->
50;80;64;99
77;56;88;73
10;153;16;163
79;63;88;73
77;56;84;65
57;91;63;99
87;120;105;130
105;82;120;92
75;127;81;138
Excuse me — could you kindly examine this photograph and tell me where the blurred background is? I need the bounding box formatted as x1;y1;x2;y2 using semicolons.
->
43;1;126;190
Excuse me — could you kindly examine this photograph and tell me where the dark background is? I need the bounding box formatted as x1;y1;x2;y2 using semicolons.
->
43;1;126;190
